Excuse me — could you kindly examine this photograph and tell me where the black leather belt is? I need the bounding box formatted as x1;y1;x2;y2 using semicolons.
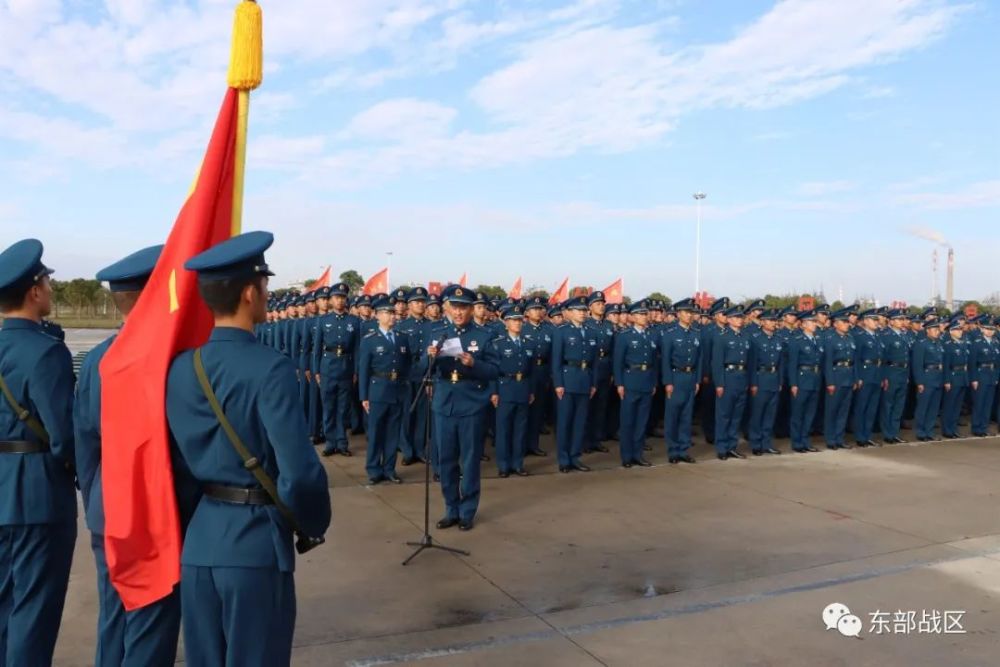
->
672;365;695;373
0;440;49;454
862;361;882;367
203;484;274;505
598;350;608;358
951;365;968;371
535;359;548;366
886;361;909;368
925;364;943;370
724;364;746;371
565;361;590;369
757;365;777;373
799;365;820;372
834;361;854;368
501;372;526;382
979;363;996;370
324;346;352;357
374;371;401;381
629;364;652;371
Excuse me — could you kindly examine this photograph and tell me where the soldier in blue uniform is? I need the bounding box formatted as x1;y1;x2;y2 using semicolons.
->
699;298;730;445
424;285;499;531
358;297;409;484
969;318;999;436
584;291;614;454
773;307;799;439
397;287;431;466
303;292;324;443
941;320;970;439
0;239;77;667
852;310;885;447
490;305;534;477
612;300;656;468
315;282;359;457
551;296;598;472
166;232;331;666
823;308;858;450
879;310;912;444
522;297;553;457
748;309;783;455
75;244;182;667
711;305;750;460
912;320;945;441
787;309;823;453
660;298;701;463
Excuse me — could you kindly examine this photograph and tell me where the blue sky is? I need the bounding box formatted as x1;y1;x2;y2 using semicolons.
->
1;0;998;305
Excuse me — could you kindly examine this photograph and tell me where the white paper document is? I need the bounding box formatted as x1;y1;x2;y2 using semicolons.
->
438;337;464;358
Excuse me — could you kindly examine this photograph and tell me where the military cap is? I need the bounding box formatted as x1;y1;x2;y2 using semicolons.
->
96;244;163;293
990;317;1000;328
972;314;990;325
184;231;274;282
488;299;500;313
473;291;488;306
372;292;389;302
407;286;428;302
315;285;331;298
501;305;525;320
885;308;906;319
724;305;745;318
356;294;373;307
924;319;943;330
708;297;731;315
876;306;890;316
587;291;605;305
547;305;563;318
919;307;936;320
442;284;474;305
860;308;879;319
427;293;442;306
649;299;665;312
814;303;830;315
371;296;393;312
563;295;588;311
628;300;649;315
609;303;623;315
746;299;766;313
780;306;798;318
0;239;54;292
664;302;676;315
391;288;408;304
329;282;349;297
797;308;817;321
303;291;317;304
525;296;546;311
759;308;780;321
673;297;697;313
831;307;852;322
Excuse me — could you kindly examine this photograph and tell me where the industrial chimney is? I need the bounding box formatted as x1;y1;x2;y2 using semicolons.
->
946;248;955;311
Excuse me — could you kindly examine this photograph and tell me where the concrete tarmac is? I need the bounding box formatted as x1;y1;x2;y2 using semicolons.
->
54;429;1000;666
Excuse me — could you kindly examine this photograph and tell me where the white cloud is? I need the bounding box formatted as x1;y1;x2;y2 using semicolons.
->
340;98;457;142
896;180;1000;210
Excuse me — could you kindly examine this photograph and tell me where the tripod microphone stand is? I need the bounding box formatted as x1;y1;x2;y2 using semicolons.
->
403;340;470;565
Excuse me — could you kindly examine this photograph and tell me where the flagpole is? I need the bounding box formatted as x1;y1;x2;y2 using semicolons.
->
227;0;263;236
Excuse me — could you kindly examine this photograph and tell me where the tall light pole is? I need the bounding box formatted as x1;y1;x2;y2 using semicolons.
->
693;192;707;294
386;251;393;287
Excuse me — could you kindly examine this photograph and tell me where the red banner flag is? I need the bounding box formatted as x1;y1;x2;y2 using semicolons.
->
99;88;239;610
509;277;523;300
549;277;569;305
458;272;468;287
303;265;332;294
603;278;624;304
363;267;388;295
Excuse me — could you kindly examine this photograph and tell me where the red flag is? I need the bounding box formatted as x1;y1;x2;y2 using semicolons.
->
303;266;332;294
509;277;523;300
363;267;388;295
603;278;624;304
549;277;569;305
458;272;468;287
99;88;239;610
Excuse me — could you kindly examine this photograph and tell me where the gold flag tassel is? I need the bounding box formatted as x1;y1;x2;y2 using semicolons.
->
227;0;263;236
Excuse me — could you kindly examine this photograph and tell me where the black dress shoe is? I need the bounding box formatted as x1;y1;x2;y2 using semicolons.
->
514;469;530;477
559;465;572;473
752;450;763;456
888;437;907;444
539;427;551;435
668;456;679;464
458;519;474;532
840;443;853;449
643;444;653;451
433;473;440;482
401;457;415;466
572;463;592;472
436;517;459;529
341;449;353;457
764;448;781;455
717;453;728;461
481;453;491;461
385;475;403;484
678;455;696;464
368;477;382;485
622;462;633;469
321;449;336;457
805;446;819;452
634;458;652;467
594;445;610;453
527;449;548;457
944;434;960;439
498;471;510;478
729;450;746;459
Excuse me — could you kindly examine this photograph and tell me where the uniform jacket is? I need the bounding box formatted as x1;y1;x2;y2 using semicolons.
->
426;320;500;417
749;332;784;392
942;337;970;387
584;318;615;383
711;328;751;389
660;324;702;389
551;323;598;394
852;329;884;385
911;337;945;388
613;326;657;393
313;311;361;382
358;329;410;404
824;332;858;387
490;335;535;403
968;336;1000;385
787;333;824;390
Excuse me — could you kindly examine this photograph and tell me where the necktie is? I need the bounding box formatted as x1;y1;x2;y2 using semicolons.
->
387;331;395;345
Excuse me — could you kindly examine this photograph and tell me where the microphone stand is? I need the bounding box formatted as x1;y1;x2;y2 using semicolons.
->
403;335;470;565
